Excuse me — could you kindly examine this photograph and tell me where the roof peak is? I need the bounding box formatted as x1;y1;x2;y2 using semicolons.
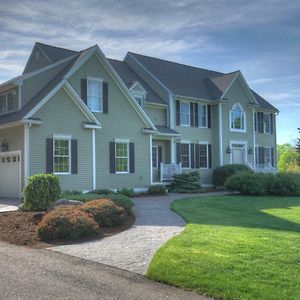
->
35;42;79;54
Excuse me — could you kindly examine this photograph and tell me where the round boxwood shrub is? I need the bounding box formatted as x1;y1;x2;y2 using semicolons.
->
213;164;252;188
81;199;126;227
169;171;202;193
37;206;100;241
23;174;61;211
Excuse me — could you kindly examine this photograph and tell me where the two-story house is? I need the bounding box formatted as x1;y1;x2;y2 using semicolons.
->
0;43;278;198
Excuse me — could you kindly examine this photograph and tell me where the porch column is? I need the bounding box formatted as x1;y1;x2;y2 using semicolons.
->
171;137;176;163
150;134;153;185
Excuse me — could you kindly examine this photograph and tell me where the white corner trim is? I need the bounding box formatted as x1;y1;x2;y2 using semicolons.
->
24;124;30;185
53;134;72;139
150;134;153;185
92;129;96;190
218;102;223;166
252;108;256;164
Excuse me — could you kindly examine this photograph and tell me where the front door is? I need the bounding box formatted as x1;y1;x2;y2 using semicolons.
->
231;143;246;164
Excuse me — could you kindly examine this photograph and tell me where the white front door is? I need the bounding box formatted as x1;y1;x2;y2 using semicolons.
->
231;143;246;164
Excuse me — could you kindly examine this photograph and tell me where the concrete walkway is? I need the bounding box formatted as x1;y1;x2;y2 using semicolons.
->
0;198;20;213
51;192;226;275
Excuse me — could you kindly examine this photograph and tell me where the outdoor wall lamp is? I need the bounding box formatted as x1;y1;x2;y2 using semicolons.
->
1;140;9;152
248;148;253;155
226;147;231;154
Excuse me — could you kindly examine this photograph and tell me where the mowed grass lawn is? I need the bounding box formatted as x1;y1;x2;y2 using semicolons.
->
147;196;300;300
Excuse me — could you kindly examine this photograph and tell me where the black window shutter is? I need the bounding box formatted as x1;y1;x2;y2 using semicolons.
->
158;146;162;169
103;82;108;114
71;139;78;174
254;112;257;132
109;142;115;174
195;103;199;127
129;142;135;173
46;138;53;173
259;147;264;164
208;144;212;168
270;114;273;134
176;100;180;126
271;147;274;167
207;105;212;128
190;103;194;127
176;143;181;164
195;144;200;168
191;143;195;168
259;112;264;133
81;79;87;105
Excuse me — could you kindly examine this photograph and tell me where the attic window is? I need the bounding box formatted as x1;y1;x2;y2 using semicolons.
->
131;91;144;106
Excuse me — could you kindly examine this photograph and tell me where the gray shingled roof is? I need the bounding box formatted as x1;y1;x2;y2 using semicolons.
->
108;58;166;105
155;125;179;135
128;52;278;111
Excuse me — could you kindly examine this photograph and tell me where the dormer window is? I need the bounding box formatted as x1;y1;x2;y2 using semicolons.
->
230;103;246;132
0;90;17;115
132;93;144;106
129;81;146;107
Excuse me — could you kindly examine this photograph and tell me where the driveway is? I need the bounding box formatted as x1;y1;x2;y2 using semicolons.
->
0;241;211;300
0;198;20;213
51;192;227;274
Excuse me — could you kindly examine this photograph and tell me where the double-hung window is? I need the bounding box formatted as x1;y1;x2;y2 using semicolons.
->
180;102;190;126
181;143;190;168
53;138;70;174
230;103;245;131
264;147;272;165
199;144;208;168
87;78;102;112
198;104;208;128
152;146;158;168
115;142;129;173
0;91;17;115
264;114;271;133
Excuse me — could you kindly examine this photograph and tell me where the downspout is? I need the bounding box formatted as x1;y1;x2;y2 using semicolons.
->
92;129;96;190
24;123;31;186
218;103;223;166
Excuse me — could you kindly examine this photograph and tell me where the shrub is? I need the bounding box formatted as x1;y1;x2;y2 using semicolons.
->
37;206;99;241
81;199;126;227
87;189;115;195
271;173;300;196
118;187;134;198
169;171;202;193
61;190;83;196
213;164;252;188
23;174;61;211
225;171;268;195
148;185;167;195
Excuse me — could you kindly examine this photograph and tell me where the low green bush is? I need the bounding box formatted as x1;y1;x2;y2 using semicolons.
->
37;206;99;241
213;164;252;188
148;185;167;195
169;171;202;193
61;190;83;196
87;189;115;195
81;199;126;227
118;187;134;198
225;171;300;196
23;174;61;211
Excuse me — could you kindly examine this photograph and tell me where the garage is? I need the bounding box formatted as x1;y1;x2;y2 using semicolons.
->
0;151;21;198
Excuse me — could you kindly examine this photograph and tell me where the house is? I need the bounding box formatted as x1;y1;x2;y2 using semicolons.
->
0;42;278;198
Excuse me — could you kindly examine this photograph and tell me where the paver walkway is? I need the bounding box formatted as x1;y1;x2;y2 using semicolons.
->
51;192;227;274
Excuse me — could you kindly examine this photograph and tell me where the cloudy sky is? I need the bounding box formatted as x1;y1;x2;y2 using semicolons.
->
0;0;299;144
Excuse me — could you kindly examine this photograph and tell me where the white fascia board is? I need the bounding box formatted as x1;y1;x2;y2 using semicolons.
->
129;81;147;94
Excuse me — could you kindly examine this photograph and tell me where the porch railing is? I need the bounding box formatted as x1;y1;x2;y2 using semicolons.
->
160;163;182;181
248;162;277;174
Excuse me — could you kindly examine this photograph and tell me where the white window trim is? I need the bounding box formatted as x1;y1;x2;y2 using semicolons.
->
115;140;129;174
198;141;209;169
152;146;159;169
263;146;272;165
53;135;72;175
0;90;17;116
198;104;208;128
229;140;248;164
87;76;103;113
264;113;271;134
181;142;191;169
180;101;190;127
132;90;145;107
229;103;246;133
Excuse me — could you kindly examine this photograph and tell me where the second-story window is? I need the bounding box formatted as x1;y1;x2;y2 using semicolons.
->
0;91;17;115
198;104;208;128
87;78;102;112
180;102;190;126
264;114;271;133
230;103;245;131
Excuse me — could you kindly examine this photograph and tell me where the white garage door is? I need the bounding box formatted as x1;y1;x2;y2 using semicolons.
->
0;152;21;198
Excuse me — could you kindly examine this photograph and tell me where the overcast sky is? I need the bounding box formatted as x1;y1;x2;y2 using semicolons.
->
0;0;299;144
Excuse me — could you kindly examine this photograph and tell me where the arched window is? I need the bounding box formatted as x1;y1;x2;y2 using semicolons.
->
230;103;245;131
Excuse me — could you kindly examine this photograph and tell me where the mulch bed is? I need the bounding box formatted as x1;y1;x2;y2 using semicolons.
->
0;211;135;248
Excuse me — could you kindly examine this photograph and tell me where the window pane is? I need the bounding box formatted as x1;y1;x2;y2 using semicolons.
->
152;147;158;168
198;105;207;127
7;92;16;111
180;102;190;126
199;144;208;168
231;105;244;129
87;80;102;112
181;143;190;168
264;114;270;133
115;142;129;172
53;139;70;173
0;95;6;113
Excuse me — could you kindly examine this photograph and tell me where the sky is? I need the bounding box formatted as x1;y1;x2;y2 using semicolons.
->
0;0;299;144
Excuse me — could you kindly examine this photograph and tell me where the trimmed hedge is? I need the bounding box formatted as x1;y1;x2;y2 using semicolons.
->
148;185;167;195
23;174;61;211
213;164;252;187
170;171;202;193
80;199;126;227
87;189;115;195
37;206;99;241
225;172;300;196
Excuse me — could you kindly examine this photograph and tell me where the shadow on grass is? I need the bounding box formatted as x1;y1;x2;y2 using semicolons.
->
173;195;300;233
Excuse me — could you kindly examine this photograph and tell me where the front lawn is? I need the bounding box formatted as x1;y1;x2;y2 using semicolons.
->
147;196;300;300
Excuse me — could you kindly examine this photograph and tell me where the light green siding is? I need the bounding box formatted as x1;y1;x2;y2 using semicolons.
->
68;54;151;189
144;105;167;125
0;125;25;189
30;88;94;191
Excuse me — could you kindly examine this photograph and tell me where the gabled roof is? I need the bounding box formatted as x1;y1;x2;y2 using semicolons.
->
107;58;166;105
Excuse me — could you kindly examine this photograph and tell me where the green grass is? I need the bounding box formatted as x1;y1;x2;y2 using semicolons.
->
147;196;300;300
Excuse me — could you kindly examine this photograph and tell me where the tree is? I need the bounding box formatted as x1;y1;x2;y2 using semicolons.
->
277;143;299;172
295;128;300;166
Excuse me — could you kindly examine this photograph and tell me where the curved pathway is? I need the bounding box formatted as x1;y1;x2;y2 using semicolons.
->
50;192;226;275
